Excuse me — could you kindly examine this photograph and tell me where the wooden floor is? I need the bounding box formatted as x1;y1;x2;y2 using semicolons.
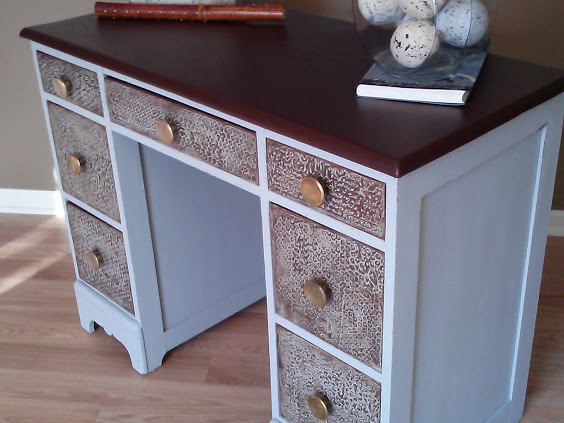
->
0;214;562;423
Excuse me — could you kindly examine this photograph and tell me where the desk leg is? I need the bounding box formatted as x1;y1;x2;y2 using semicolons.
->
109;133;167;373
75;280;149;374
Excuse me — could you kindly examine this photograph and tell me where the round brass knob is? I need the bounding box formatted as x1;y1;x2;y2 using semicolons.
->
67;154;85;175
307;394;331;420
86;249;103;271
51;77;71;99
300;176;326;207
156;119;177;144
304;279;330;308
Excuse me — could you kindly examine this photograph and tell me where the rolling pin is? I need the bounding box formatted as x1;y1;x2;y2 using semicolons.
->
94;2;286;21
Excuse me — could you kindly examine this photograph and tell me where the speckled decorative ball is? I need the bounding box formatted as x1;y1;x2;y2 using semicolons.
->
398;0;447;19
390;19;440;68
358;0;405;25
436;0;489;47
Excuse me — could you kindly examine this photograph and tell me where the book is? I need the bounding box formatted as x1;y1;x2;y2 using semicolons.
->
356;49;488;106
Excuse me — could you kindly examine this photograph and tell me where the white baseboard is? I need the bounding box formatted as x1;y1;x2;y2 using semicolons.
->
0;189;63;216
548;210;564;237
1;189;564;236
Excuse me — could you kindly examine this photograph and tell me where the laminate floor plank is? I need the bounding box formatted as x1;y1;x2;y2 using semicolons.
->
0;399;101;423
0;213;562;422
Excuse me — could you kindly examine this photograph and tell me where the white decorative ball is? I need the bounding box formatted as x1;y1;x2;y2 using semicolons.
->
436;0;489;47
398;0;447;19
390;19;440;68
358;0;405;25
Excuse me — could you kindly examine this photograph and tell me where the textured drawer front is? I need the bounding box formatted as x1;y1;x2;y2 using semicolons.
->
271;204;385;370
105;78;259;183
66;203;134;314
37;52;103;115
48;102;120;222
267;140;386;239
277;326;381;423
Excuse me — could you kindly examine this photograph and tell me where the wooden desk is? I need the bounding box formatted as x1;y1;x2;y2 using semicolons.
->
21;10;564;423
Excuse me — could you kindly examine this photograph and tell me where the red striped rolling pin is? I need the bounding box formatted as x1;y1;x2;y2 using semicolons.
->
94;2;286;21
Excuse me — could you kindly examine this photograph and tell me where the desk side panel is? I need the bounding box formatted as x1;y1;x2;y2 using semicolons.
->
412;130;542;422
391;93;564;423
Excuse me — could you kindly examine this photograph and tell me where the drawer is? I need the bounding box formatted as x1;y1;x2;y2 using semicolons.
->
267;140;386;239
271;204;384;370
277;326;382;423
37;52;103;115
105;78;259;184
66;202;134;314
48;102;120;222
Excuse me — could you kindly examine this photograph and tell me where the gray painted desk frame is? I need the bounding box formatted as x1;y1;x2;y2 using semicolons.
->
30;40;564;423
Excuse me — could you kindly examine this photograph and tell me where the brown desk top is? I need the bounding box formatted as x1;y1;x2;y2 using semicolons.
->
21;10;564;177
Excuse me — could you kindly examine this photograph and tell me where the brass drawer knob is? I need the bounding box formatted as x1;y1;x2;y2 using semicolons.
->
51;77;71;99
300;176;326;207
304;279;330;308
86;249;103;271
67;154;85;175
307;394;331;420
156;119;177;144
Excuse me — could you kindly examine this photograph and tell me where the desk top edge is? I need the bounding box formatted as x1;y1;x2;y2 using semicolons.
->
21;11;564;178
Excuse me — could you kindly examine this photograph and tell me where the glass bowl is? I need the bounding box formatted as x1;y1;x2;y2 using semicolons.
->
353;0;497;80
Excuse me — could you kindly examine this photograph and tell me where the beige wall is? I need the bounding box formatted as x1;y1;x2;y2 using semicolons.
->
2;0;563;201
491;0;564;70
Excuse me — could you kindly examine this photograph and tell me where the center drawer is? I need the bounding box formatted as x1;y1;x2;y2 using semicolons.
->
270;204;385;371
105;78;259;184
